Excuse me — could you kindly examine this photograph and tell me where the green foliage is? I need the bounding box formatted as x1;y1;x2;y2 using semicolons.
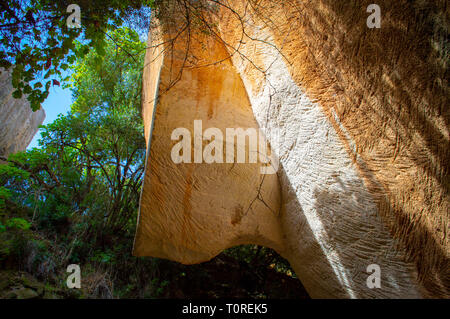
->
5;218;31;230
0;0;154;110
0;186;12;209
0;16;302;298
0;220;32;262
0;161;31;180
91;250;114;264
0;26;158;298
1;27;146;266
148;278;169;298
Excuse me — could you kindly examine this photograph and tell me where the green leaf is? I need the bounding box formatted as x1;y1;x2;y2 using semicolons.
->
67;55;76;64
12;90;23;99
6;218;31;230
23;84;32;94
30;100;41;111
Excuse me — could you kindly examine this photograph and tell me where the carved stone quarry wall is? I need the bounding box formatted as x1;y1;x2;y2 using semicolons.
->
0;68;45;159
134;1;449;298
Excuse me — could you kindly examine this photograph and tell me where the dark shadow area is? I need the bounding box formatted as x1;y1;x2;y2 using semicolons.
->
315;0;449;297
295;0;449;189
154;245;310;299
275;0;449;296
276;153;449;297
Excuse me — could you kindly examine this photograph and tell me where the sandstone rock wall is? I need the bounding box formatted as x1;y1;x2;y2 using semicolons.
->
217;0;448;297
135;1;449;298
134;17;283;263
0;68;45;158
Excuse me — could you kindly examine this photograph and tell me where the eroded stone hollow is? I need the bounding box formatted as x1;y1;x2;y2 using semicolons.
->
133;0;449;298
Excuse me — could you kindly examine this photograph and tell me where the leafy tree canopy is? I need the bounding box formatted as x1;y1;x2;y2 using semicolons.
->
0;0;153;110
0;27;146;255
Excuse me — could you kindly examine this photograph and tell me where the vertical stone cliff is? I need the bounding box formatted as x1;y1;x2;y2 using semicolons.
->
135;1;449;298
0;68;46;159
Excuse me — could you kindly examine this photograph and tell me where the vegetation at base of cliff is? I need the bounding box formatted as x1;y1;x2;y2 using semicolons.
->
0;26;307;299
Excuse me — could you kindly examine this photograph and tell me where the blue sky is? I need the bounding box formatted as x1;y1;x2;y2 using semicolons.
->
27;85;72;149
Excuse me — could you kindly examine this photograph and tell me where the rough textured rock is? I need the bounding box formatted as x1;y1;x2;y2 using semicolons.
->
134;17;282;263
13;287;40;299
134;1;449;298
0;271;64;299
0;68;45;159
